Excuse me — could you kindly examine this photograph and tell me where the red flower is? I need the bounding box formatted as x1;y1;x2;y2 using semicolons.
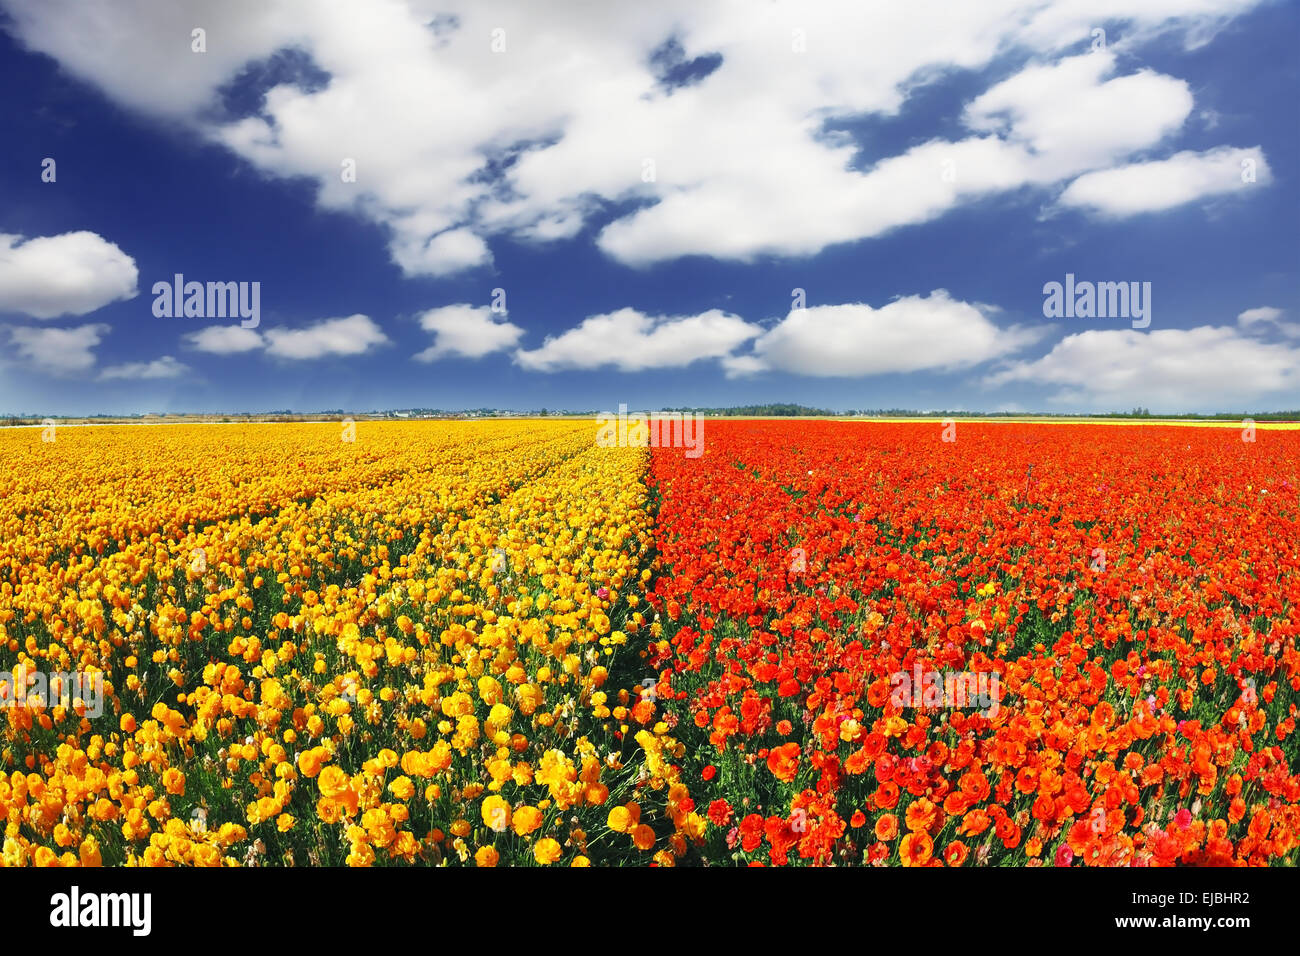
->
707;799;733;828
766;742;801;783
738;814;765;853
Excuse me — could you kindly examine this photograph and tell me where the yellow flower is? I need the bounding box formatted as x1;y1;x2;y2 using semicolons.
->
533;837;562;865
512;805;543;836
607;805;632;833
475;845;499;867
607;801;641;833
318;765;350;799
161;767;185;795
481;794;512;833
78;837;102;867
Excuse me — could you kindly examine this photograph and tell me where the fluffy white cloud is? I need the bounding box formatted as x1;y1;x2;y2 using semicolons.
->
1237;306;1299;339
0;0;311;117
515;308;760;372
964;51;1193;179
987;326;1300;409
1238;306;1283;326
393;229;492;277
594;51;1198;265
1058;146;1269;216
1012;0;1263;51
8;323;108;374
413;304;522;361
184;315;389;359
0;232;138;319
262;313;389;359
731;291;1047;377
184;324;266;353
0;0;1270;274
99;355;190;380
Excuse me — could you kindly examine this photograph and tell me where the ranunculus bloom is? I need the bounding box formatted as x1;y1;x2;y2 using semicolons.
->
767;742;801;783
534;838;563;865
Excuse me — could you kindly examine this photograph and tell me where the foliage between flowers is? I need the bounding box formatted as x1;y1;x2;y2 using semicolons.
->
643;422;1299;866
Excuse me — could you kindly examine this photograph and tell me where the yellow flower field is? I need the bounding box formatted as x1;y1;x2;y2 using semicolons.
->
0;422;693;867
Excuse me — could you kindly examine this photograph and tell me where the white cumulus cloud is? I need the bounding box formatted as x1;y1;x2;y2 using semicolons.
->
731;291;1048;377
986;325;1300;410
393;229;493;277
1238;306;1283;326
1236;305;1298;339
99;355;190;380
515;307;760;372
0;0;1272;274
0;231;138;319
8;323;109;374
1058;146;1269;216
184;325;266;353
262;313;389;360
413;304;523;362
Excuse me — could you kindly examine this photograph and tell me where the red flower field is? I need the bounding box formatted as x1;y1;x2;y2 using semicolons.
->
642;421;1300;866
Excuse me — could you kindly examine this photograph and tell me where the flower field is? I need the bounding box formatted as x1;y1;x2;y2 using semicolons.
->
646;421;1300;867
1;419;1297;866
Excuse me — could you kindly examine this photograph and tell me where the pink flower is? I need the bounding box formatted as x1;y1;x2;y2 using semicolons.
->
1173;808;1193;830
597;587;609;600
1054;844;1074;867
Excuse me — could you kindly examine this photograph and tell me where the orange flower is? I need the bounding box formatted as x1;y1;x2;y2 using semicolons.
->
298;747;326;778
512;805;543;836
904;797;937;833
958;809;991;837
631;699;656;724
766;742;801;783
631;824;656;851
161;767;185;796
943;840;968;866
874;813;899;842
900;832;934;866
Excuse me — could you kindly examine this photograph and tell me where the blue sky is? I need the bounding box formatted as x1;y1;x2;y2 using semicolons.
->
1;0;1297;415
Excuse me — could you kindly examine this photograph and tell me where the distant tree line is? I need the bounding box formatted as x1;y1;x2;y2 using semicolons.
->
661;403;838;417
7;407;1299;423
